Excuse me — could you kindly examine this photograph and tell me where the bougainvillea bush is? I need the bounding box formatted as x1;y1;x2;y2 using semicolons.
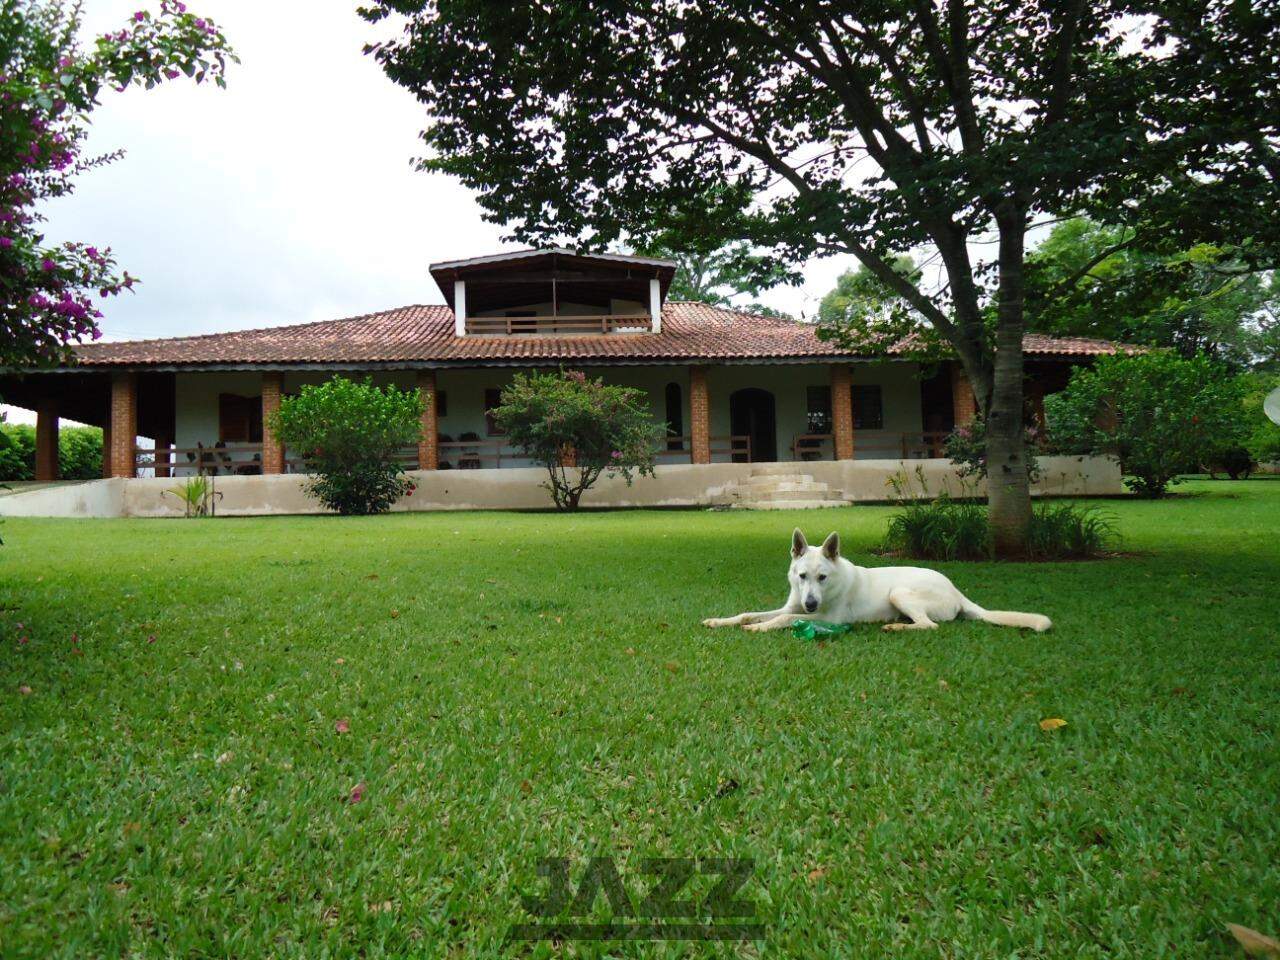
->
0;0;233;369
1046;351;1246;498
270;377;424;516
492;370;662;510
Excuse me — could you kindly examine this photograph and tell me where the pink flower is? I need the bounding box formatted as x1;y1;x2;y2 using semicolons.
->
611;450;622;459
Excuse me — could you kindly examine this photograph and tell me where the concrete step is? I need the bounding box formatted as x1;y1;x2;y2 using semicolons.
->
742;474;816;488
739;487;840;502
748;464;812;477
732;498;848;510
741;480;830;495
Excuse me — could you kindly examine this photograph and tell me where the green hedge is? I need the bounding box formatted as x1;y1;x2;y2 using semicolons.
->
0;423;103;481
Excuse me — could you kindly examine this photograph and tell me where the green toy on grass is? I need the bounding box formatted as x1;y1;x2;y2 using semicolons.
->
792;620;854;640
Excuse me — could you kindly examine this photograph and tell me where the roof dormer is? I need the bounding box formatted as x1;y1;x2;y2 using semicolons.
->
428;248;677;336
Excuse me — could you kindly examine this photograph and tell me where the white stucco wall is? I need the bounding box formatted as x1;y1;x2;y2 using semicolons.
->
0;456;1124;518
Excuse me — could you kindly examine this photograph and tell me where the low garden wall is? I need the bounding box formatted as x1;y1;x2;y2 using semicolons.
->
0;455;1122;518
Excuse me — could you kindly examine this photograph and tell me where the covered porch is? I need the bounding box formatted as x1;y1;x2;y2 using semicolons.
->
2;358;1033;480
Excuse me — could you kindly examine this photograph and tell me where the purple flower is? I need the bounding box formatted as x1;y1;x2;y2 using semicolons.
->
133;10;146;21
0;237;11;249
164;68;180;79
194;18;206;28
40;258;56;272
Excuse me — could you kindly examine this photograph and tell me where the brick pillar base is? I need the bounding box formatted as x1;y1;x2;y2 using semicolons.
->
109;372;137;478
951;362;977;428
417;370;438;470
35;399;59;481
831;365;854;460
689;366;710;464
261;372;285;474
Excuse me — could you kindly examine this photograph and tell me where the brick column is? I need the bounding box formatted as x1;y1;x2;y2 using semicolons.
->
689;365;711;465
951;362;977;428
830;364;855;460
416;370;438;470
101;414;112;479
261;372;285;475
108;372;137;478
34;399;59;481
154;435;172;478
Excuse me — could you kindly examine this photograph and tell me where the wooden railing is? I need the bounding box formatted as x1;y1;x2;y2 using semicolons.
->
138;432;950;478
790;431;950;460
464;314;654;335
654;435;751;462
139;444;264;477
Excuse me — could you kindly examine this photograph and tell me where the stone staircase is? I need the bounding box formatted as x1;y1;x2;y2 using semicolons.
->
714;466;847;510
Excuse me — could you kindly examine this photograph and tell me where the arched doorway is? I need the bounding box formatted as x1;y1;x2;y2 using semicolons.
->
729;388;777;463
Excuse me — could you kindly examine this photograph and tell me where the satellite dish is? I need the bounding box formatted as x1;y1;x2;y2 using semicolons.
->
1266;387;1280;426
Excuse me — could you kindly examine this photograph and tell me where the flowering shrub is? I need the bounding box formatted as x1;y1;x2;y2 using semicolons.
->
1045;351;1246;497
492;370;662;510
945;416;1044;482
0;1;234;368
269;377;424;516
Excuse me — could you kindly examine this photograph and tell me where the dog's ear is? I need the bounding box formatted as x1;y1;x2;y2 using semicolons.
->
791;528;808;558
821;531;841;560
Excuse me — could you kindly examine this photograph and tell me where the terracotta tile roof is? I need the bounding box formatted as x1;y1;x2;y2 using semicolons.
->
71;302;1124;368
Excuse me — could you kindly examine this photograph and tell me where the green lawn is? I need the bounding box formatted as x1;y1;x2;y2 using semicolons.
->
1;481;1278;958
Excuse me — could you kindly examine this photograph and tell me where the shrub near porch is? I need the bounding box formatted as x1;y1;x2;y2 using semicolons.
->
1;482;1278;956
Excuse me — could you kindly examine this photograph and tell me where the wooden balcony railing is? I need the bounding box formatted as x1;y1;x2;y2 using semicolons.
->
464;314;654;335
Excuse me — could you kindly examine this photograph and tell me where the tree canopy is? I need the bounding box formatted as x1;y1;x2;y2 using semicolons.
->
361;0;1280;553
0;0;234;369
1026;219;1279;370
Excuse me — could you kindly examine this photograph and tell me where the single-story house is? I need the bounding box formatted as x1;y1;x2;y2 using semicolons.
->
0;249;1123;512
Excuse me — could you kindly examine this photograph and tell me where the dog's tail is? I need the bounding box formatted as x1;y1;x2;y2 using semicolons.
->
961;598;1052;632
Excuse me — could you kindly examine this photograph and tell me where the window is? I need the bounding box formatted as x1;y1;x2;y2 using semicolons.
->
806;385;832;434
218;393;263;443
665;382;684;450
484;388;505;436
852;384;884;430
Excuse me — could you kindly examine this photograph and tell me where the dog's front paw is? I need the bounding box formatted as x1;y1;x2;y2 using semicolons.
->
743;621;773;633
702;617;725;628
881;622;906;632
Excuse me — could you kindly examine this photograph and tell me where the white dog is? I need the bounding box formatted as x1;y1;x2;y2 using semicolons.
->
703;529;1051;633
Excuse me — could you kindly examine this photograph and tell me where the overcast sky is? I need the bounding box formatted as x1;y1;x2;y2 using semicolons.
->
45;0;847;343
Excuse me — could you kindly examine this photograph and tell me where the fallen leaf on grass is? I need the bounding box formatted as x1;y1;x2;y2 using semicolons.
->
625;647;635;656
17;685;32;696
1228;924;1280;957
1039;718;1068;731
335;719;350;735
807;867;828;883
107;882;129;895
334;658;345;665
937;679;950;691
123;821;142;837
520;779;533;796
369;900;395;914
216;751;234;765
663;661;679;673
347;782;366;804
389;609;400;619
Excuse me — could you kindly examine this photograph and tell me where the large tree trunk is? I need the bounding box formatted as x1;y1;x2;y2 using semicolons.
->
986;211;1033;557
